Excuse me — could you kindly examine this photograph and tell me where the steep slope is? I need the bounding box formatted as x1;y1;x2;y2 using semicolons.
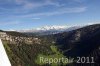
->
54;24;100;66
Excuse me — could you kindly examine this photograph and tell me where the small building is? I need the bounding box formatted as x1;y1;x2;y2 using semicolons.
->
0;32;8;40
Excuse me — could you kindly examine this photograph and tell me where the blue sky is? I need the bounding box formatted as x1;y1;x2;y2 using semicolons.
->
0;0;100;30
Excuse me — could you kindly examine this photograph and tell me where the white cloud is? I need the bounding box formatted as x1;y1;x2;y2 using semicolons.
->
15;0;60;9
32;18;40;20
0;0;61;15
0;0;87;19
0;21;20;26
17;7;87;18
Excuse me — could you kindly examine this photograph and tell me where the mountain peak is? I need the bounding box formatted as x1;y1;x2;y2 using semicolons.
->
36;25;69;30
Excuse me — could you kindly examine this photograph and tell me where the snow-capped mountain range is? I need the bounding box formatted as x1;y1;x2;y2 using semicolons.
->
36;25;69;30
18;25;68;32
18;25;81;35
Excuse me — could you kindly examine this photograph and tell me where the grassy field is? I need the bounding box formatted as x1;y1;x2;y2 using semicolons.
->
35;45;67;66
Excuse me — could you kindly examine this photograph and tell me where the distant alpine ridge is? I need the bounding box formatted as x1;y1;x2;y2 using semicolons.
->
18;25;69;32
18;25;81;35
